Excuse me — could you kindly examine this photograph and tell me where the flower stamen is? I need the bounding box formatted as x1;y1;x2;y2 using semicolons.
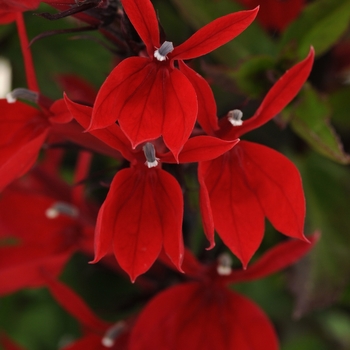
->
228;109;243;126
102;321;126;348
45;202;79;219
217;253;233;276
154;41;174;61
143;142;160;168
6;88;38;104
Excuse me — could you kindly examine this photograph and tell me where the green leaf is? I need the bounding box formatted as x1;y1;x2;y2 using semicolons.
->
284;84;350;164
170;0;277;66
329;86;350;131
290;152;350;316
280;0;350;58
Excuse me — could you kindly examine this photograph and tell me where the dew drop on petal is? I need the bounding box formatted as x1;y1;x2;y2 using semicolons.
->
45;202;79;219
102;321;125;348
217;253;233;276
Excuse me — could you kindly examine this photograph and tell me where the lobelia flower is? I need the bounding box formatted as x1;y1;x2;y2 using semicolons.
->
89;0;258;159
0;151;96;295
65;95;239;281
129;233;318;350
198;48;315;267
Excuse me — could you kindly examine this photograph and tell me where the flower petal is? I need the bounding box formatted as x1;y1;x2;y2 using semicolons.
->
227;232;319;283
237;141;306;240
160;136;239;163
94;166;183;281
178;61;219;135
172;8;258;60
225;47;315;139
91;58;197;159
121;0;160;56
129;282;278;350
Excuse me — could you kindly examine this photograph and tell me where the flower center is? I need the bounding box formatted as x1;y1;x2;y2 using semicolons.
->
154;41;174;61
102;321;125;348
45;202;79;219
6;88;38;104
143;142;160;168
228;109;243;126
217;253;233;276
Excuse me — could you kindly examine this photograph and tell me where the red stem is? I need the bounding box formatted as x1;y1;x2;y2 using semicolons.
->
72;151;92;206
16;12;39;92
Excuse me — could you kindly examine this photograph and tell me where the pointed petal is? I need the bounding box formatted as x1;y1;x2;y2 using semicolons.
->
172;8;258;60
97;167;183;281
91;58;197;159
227;232;319;283
64;94;132;160
237;141;306;240
121;0;160;56
130;283;278;350
44;275;109;333
160;136;239;163
199;150;265;266
198;164;215;249
226;47;315;139
179;61;219;134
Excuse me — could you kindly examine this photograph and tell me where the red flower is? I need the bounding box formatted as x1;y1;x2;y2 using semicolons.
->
129;234;318;350
198;48;315;266
236;0;305;32
89;0;258;158
65;96;238;281
0;152;96;295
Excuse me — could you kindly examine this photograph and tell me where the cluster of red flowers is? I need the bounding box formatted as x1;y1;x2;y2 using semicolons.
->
0;0;317;348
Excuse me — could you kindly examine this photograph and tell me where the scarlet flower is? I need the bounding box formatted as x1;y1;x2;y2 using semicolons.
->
89;0;258;158
0;153;96;295
65;96;239;281
198;48;315;266
129;234;318;350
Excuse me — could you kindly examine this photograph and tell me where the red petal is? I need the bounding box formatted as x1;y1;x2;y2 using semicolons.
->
44;275;109;333
121;0;160;56
0;332;26;350
160;136;239;163
129;283;278;350
225;47;315;139
172;8;258;60
0;101;49;191
236;141;306;240
91;59;197;159
199;150;265;266
178;61;219;135
64;94;132;160
95;167;184;281
228;232;319;283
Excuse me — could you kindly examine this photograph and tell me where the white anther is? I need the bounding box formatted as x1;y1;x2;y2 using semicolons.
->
45;202;79;219
143;142;160;168
101;322;125;348
228;109;243;126
5;88;38;104
217;253;233;276
154;41;174;61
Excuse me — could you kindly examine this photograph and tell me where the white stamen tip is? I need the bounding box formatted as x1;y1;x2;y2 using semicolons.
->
154;41;174;61
217;253;233;276
145;159;159;168
5;88;38;104
228;109;243;126
45;208;59;219
143;142;159;168
6;92;16;103
102;322;125;348
45;202;79;219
